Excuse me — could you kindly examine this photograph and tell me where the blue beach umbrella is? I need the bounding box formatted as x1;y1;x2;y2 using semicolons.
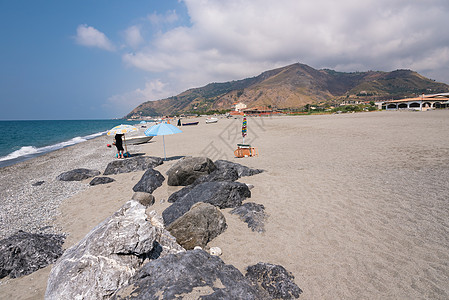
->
144;122;182;160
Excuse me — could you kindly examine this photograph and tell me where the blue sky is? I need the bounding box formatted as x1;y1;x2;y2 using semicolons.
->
1;0;448;120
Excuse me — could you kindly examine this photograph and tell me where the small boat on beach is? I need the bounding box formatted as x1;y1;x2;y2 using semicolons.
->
182;121;199;126
205;117;218;124
125;136;153;145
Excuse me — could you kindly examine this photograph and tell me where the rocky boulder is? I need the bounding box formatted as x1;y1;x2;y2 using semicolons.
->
166;202;227;250
103;156;163;175
111;250;268;299
89;176;115;186
56;168;100;181
245;263;303;299
231;202;267;233
162;181;251;226
166;157;216;186
132;168;165;194
214;159;264;178
45;201;184;300
0;231;65;279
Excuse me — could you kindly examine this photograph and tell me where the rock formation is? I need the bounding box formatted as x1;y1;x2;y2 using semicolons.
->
45;201;184;300
132;168;165;194
231;202;267;233
111;250;268;299
89;176;115;186
162;181;251;226
166;202;227;250
0;231;65;279
103;156;163;175
56;168;100;181
245;262;303;299
166;156;216;186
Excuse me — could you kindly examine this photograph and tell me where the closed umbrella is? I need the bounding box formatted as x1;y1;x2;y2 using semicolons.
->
144;122;182;160
107;124;138;154
242;114;247;144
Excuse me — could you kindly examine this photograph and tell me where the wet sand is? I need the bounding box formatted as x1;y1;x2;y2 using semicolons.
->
1;110;449;299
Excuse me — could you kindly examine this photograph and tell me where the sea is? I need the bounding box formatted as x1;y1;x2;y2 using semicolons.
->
0;119;136;168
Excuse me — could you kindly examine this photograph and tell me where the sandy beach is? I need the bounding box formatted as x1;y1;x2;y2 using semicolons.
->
1;110;449;299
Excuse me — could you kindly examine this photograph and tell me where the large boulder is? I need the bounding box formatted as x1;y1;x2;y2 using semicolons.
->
245;263;303;299
132;168;165;194
111;250;268;299
162;181;251;226
45;201;184;300
166;157;216;186
231;202;267;233
56;168;100;181
0;231;65;279
103;156;163;175
214;160;264;177
166;202;227;250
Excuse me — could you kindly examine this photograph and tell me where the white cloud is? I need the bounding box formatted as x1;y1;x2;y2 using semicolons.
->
75;24;115;51
123;26;144;48
104;80;174;116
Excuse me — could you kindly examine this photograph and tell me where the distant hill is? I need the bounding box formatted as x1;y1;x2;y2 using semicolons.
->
126;63;449;117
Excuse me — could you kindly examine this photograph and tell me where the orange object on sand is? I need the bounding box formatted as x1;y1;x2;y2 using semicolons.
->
234;145;258;158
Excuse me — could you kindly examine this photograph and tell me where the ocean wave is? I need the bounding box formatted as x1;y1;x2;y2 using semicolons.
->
0;132;104;163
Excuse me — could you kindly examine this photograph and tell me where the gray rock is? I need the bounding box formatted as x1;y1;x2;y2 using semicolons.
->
89;176;115;186
56;168;101;181
162;181;251;226
245;263;303;299
132;192;155;207
103;156;163;175
193;167;240;185
111;250;268;299
45;201;184;300
167;202;227;250
166;157;216;186
132;168;165;194
230;202;267;233
0;231;65;279
214;159;264;177
167;184;195;203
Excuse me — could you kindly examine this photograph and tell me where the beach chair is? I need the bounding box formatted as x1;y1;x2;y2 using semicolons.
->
234;144;258;158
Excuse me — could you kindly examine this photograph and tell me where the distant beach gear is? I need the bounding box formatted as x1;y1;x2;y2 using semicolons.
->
144;122;182;160
107;124;137;157
242;114;247;144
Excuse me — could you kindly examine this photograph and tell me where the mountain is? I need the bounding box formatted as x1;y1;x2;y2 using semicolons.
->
126;63;449;117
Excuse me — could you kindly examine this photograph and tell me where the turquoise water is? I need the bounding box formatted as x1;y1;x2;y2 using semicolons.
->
0;119;136;168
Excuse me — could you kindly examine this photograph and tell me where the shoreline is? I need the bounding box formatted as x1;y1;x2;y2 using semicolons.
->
1;111;449;299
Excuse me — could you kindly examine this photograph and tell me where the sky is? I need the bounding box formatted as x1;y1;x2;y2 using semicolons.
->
1;0;448;120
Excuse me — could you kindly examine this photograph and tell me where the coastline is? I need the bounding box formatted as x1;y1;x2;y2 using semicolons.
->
1;111;449;299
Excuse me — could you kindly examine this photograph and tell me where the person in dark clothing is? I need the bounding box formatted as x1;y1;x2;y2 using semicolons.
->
114;134;124;158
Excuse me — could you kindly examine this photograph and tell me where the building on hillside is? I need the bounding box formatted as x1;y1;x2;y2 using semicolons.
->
233;102;247;112
381;93;449;111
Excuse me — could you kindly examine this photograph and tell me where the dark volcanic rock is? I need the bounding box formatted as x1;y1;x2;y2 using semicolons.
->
167;202;227;250
245;263;303;299
0;231;65;279
166;157;216;186
162;181;251;226
103;156;163;175
167;184;195;203
214;159;264;177
193;167;240;185
56;168;101;181
32;181;45;186
112;250;268;299
45;201;184;300
231;202;267;233
132;168;165;194
89;176;115;186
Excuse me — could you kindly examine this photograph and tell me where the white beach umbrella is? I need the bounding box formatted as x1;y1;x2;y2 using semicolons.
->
107;124;138;153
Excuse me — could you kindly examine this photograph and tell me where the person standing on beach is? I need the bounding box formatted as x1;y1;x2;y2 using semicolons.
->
114;134;124;158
